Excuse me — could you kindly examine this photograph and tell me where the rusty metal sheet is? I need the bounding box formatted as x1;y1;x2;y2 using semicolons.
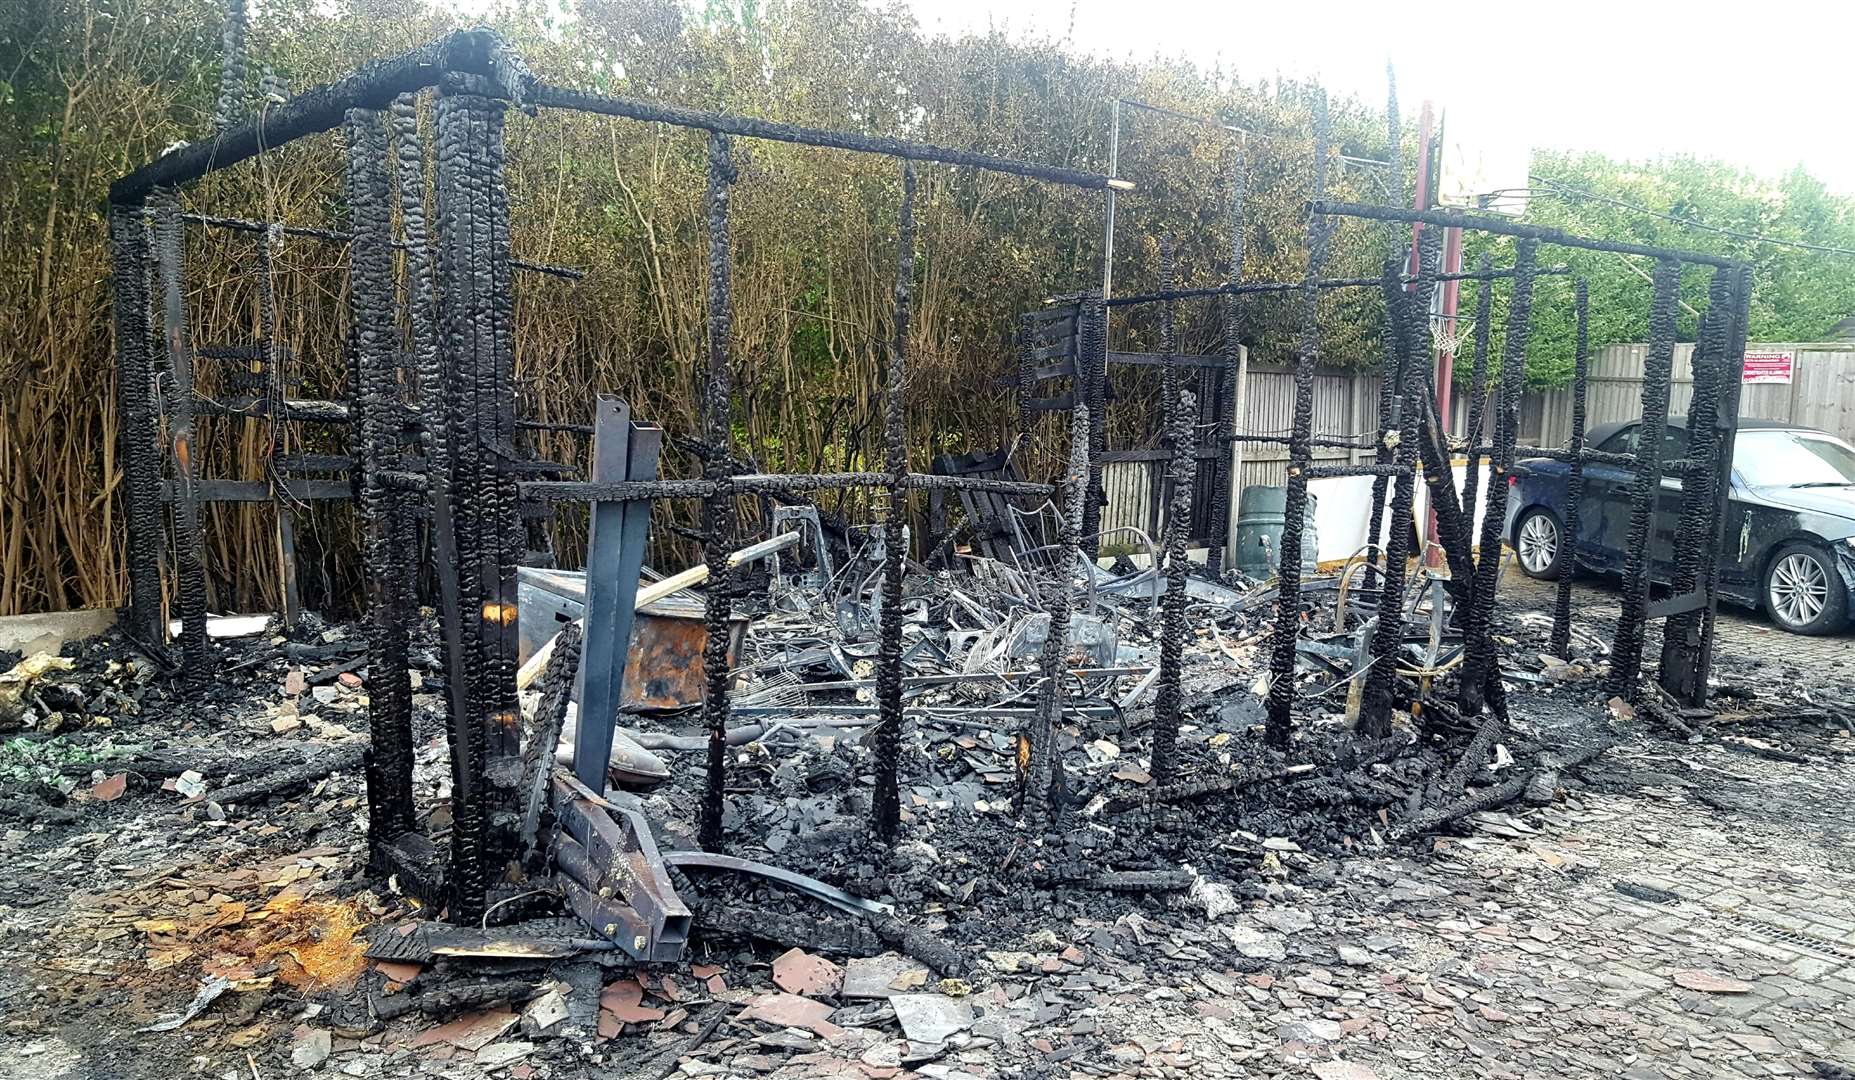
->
518;567;745;711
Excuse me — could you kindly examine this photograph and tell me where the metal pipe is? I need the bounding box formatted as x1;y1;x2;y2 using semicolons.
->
532;84;1125;192
1313;200;1745;269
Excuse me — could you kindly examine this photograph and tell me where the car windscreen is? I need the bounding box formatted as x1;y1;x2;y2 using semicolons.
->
1735;430;1855;488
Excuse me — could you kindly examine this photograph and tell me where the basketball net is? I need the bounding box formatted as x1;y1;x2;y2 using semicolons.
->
1431;315;1474;358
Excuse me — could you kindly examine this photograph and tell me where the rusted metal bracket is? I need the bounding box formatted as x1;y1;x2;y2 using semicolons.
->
550;772;692;962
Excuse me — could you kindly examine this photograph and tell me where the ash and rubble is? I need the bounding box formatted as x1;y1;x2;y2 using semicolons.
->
3;546;1853;1080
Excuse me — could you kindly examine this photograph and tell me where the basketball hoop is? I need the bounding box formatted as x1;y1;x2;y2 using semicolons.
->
1431;314;1474;358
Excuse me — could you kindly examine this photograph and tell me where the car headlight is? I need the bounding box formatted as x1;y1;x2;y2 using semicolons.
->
1845;537;1855;550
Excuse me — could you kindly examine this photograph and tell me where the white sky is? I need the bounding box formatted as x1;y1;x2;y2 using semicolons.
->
901;0;1855;195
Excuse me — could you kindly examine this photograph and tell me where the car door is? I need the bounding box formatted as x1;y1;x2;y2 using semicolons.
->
1649;425;1689;580
1577;424;1638;571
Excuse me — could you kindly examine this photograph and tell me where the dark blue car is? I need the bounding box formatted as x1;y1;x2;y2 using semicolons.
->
1504;417;1855;635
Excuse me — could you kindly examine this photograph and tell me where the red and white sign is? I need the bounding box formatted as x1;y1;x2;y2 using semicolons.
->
1743;350;1794;384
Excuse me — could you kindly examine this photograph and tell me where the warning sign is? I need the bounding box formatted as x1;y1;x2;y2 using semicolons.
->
1743;350;1794;384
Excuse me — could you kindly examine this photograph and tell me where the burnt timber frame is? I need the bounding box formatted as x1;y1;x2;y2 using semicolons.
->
109;29;1120;941
1297;198;1751;721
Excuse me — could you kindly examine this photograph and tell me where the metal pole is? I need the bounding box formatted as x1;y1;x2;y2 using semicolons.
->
1102;99;1120;299
1427;225;1463;566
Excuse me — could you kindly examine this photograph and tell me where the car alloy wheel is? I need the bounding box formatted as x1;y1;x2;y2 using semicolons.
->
1769;551;1830;628
1517;512;1559;576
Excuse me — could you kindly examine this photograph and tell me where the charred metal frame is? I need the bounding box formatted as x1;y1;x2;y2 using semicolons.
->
109;29;1118;944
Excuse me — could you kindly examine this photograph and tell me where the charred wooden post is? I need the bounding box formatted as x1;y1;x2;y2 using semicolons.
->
1264;92;1332;748
109;204;167;647
1363;68;1405;591
346;106;418;853
152;192;211;684
872;162;915;843
1358;235;1443;738
1458;254;1497;531
1024;398;1092;828
1207;148;1246;573
1607;258;1682;700
1457;239;1539;717
432;83;522;918
1691;265;1755;696
1081;296;1109;553
1549;279;1591;659
1658;269;1735;700
1152;239;1190;781
253;225;301;628
1016;314;1036;438
698;132;738;852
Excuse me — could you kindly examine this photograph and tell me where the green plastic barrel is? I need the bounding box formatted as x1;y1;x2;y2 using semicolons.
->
1234;486;1319;580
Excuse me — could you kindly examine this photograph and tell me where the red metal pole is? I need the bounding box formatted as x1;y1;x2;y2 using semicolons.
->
1407;103;1433;284
1429;225;1464;568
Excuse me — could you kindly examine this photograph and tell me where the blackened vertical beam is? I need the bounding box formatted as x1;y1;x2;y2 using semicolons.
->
1608;258;1682;699
1082;299;1108;553
109;203;166;645
151;191;210;683
1458;255;1497;531
1152;241;1190;781
1692;265;1753;696
873;161;915;843
1207;147;1246;573
406;90;480;919
1363;71;1405;591
1025;398;1091;828
434;87;517;918
255;226;300;628
1657;270;1731;696
698;132;739;852
1358;232;1444;737
1549;279;1591;659
480;92;523;861
1413;381;1476;600
346;106;417;852
1016;314;1035;437
1457;239;1538;717
1264;92;1331;748
1362;299;1401;589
